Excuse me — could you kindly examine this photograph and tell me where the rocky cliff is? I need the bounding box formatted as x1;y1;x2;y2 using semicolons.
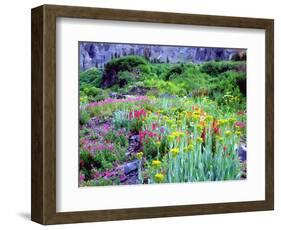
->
80;42;244;72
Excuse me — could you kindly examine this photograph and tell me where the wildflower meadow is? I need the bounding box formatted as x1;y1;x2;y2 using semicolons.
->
79;43;247;186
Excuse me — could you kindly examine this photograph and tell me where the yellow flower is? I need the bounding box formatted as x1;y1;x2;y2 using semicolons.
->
235;125;241;131
187;144;194;152
225;130;232;137
171;131;184;138
196;137;203;144
154;173;164;183
171;131;179;137
171;148;180;157
156;141;161;147
235;131;241;136
166;119;173;126
136;152;143;160
218;119;227;126
152;160;161;168
229;117;236;123
191;114;200;122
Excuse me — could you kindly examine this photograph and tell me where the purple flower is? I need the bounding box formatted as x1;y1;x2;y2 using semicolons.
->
102;124;111;133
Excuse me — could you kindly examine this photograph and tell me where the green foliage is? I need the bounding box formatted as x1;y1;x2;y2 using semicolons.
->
117;71;134;87
163;64;185;80
80;67;102;87
82;86;100;97
146;64;169;79
208;70;246;110
81;177;120;186
80;85;108;102
200;61;244;76
105;55;148;75
142;137;158;160
79;109;90;125
112;110;131;130
104;130;128;148
129;118;143;133
92;150;117;171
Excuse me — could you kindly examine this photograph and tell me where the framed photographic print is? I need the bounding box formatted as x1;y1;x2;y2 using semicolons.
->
31;4;274;225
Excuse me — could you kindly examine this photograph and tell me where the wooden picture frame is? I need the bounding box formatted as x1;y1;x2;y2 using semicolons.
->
31;4;274;225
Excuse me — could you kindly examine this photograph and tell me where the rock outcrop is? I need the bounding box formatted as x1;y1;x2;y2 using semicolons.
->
80;42;244;71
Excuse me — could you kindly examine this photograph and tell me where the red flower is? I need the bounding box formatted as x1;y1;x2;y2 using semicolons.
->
201;128;206;143
139;129;159;143
130;109;146;120
237;110;246;116
212;120;220;134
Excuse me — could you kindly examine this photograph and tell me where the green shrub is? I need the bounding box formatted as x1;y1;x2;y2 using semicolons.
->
80;85;108;102
105;55;148;75
142;137;158;160
83;86;100;97
80;67;102;87
92;150;117;171
209;71;245;96
200;61;245;76
163;64;185;80
118;71;134;87
129;118;143;133
79;109;90;125
149;63;171;78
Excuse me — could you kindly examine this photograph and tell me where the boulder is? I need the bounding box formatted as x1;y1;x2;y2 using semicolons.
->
238;144;247;162
124;160;139;175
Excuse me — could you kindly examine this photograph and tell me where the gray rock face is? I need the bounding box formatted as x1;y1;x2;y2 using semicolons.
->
124;160;139;175
79;42;244;71
130;134;140;142
238;145;247;162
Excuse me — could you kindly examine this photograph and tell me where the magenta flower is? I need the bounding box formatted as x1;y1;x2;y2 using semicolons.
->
102;123;111;133
88;96;148;108
79;173;85;182
129;108;146;119
235;121;246;129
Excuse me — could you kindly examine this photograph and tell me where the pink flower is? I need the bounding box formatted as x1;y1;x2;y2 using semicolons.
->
88;96;148;108
79;173;85;182
102;124;111;133
235;121;246;129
